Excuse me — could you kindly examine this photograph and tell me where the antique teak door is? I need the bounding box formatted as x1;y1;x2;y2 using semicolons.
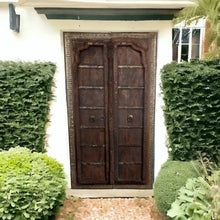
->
64;33;157;189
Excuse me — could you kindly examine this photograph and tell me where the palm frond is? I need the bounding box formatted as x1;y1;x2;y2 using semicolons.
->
174;0;220;25
173;6;205;25
173;0;220;60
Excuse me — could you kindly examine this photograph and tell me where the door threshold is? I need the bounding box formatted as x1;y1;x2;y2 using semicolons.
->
66;188;153;198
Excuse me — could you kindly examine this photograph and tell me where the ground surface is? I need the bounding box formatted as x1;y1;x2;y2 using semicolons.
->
55;198;167;220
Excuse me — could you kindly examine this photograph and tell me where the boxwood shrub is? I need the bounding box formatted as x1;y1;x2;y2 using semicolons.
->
161;59;220;162
0;61;56;152
154;160;202;216
0;147;67;220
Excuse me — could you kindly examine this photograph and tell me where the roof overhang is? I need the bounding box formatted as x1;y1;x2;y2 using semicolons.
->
35;8;181;20
32;0;194;21
1;0;195;21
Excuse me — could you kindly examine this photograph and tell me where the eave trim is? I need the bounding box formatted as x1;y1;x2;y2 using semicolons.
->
35;8;180;20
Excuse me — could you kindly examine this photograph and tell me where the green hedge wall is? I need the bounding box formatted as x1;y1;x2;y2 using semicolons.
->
161;59;220;162
0;61;56;152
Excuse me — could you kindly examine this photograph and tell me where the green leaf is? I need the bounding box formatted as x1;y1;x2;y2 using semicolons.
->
167;201;185;217
23;212;30;218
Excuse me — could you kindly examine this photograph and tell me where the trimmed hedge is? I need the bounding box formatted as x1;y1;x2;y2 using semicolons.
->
154;160;202;216
161;59;220;162
0;147;67;220
0;61;56;152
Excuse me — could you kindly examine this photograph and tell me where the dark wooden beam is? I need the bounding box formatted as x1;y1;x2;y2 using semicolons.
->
35;8;180;20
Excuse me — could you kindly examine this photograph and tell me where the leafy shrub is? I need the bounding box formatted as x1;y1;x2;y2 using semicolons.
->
167;177;213;220
0;61;56;152
167;170;220;220
200;154;220;219
161;59;220;162
167;157;220;220
210;171;220;220
154;160;202;215
0;147;67;220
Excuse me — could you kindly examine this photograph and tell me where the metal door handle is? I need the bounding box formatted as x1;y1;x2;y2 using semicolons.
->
127;115;134;122
89;115;95;122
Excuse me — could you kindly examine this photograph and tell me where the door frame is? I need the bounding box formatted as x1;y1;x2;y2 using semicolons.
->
64;32;157;189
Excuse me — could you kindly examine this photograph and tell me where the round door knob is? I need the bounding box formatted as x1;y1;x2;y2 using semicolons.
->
127;115;134;122
89;115;95;122
100;116;105;121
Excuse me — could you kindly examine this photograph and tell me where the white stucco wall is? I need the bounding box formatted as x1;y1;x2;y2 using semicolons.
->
0;6;170;187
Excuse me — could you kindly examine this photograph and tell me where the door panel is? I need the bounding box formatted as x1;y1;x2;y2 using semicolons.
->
79;89;104;107
118;128;143;146
118;89;144;107
118;68;144;87
118;146;142;162
81;147;105;162
113;41;147;184
118;109;143;127
117;46;142;65
74;42;109;184
80;109;105;127
79;46;104;65
118;164;142;181
81;164;106;183
67;33;155;188
78;68;104;87
80;129;105;145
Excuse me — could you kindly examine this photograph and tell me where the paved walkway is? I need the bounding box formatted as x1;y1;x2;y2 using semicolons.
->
55;198;167;220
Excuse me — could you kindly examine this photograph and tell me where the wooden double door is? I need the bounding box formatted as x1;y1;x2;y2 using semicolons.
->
67;33;156;188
